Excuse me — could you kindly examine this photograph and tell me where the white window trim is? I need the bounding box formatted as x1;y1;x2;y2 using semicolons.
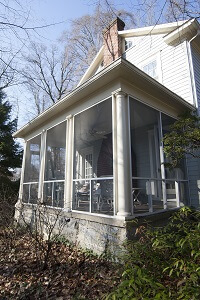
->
138;53;162;83
23;134;42;185
123;37;135;52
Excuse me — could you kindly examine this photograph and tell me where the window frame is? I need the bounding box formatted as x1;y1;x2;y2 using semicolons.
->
124;38;135;52
22;132;42;204
42;119;67;208
139;53;162;83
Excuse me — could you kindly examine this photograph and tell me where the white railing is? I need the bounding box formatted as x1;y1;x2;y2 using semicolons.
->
73;177;114;215
23;182;38;204
43;180;65;208
132;177;189;214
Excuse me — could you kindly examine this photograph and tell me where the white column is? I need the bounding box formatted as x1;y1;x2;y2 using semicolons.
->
64;115;73;211
114;90;132;216
38;130;46;202
112;93;117;215
17;141;27;202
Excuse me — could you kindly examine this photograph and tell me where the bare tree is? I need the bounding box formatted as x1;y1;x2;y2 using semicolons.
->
166;0;200;21
0;0;65;91
60;3;135;79
21;43;75;115
20;3;135;117
94;0;199;27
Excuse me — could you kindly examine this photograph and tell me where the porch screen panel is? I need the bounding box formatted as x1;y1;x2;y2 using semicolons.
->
43;121;66;208
129;98;161;210
44;122;66;181
73;99;113;215
161;113;188;206
23;134;41;203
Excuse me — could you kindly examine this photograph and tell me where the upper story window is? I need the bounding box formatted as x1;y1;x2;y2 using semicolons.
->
125;39;133;51
142;60;158;81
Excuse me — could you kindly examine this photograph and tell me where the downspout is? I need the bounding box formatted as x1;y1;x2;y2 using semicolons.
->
185;29;200;206
186;29;200;108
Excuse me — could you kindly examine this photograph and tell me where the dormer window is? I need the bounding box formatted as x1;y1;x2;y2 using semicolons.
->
125;39;133;51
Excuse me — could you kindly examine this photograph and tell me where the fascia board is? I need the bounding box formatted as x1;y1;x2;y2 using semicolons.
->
78;46;104;86
163;19;199;44
118;20;188;37
13;57;195;138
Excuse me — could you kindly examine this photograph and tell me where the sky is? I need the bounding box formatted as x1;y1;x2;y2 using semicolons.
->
8;0;128;129
7;0;97;129
27;0;95;44
5;0;180;130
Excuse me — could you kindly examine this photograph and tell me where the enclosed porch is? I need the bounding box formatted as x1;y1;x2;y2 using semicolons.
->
20;91;189;218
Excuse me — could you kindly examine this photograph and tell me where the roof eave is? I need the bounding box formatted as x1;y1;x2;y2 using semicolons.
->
118;20;188;37
163;18;199;44
78;46;104;86
13;57;195;139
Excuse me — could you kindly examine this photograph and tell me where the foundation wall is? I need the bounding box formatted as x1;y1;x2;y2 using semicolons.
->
15;203;178;256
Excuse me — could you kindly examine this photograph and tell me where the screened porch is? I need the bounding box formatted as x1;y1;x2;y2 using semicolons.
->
21;94;189;217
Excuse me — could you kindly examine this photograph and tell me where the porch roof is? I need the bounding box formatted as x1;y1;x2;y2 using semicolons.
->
13;57;195;138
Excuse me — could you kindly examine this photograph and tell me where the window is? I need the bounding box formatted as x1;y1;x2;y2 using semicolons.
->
142;60;158;80
23;134;41;204
125;39;133;51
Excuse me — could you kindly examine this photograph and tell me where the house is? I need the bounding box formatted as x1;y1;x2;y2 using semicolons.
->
14;18;200;254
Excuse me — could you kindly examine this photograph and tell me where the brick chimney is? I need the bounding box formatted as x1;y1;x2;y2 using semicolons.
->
103;17;125;67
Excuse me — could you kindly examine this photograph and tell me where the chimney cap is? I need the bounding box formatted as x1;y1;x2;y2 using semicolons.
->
103;17;125;34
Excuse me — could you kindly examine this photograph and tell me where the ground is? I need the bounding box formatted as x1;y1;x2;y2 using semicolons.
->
0;227;121;300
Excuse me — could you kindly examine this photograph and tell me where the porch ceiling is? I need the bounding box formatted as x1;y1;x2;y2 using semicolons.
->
13;57;195;139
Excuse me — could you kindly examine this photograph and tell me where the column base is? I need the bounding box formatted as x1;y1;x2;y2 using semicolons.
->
117;211;132;217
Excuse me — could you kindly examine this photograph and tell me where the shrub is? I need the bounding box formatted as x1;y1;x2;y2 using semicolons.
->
107;207;200;299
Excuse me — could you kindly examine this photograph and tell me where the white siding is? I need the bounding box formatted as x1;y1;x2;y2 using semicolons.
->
123;35;192;105
191;44;200;113
161;41;192;104
123;35;164;67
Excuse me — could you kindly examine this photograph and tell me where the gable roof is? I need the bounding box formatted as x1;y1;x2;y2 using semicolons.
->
14;57;194;139
78;18;199;85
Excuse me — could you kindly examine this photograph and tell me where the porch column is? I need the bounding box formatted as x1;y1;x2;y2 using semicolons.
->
17;141;27;202
14;141;27;220
113;90;132;216
38;130;46;201
64;115;73;211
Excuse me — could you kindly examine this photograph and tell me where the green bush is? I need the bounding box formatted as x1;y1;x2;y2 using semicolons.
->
107;207;200;299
